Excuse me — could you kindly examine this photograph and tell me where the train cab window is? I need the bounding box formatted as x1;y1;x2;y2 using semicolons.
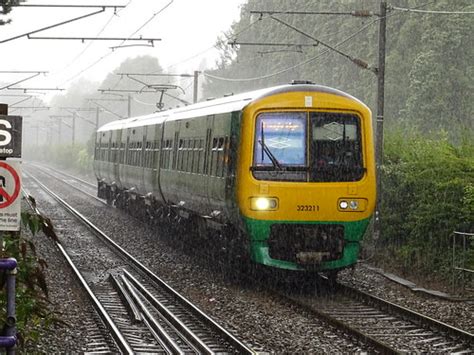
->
310;113;364;182
252;112;307;182
252;112;365;182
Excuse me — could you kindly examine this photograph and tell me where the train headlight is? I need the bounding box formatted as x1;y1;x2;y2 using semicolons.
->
250;197;279;211
350;200;359;210
338;198;367;212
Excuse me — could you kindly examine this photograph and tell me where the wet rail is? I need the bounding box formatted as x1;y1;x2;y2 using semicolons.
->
278;279;473;353
23;167;255;354
28;162;474;353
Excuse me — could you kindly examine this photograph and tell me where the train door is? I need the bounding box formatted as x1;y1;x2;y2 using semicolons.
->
112;129;121;187
203;114;215;215
153;122;166;204
94;132;102;181
139;126;147;194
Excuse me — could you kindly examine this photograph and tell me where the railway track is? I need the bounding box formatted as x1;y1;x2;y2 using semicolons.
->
23;167;255;354
27;163;474;353
276;278;473;354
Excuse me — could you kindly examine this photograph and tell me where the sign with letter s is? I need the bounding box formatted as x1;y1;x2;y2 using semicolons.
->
0;115;22;158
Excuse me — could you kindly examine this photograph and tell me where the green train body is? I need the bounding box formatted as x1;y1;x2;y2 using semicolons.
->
94;83;376;272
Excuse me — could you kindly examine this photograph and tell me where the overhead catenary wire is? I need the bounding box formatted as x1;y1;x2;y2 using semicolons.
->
203;16;381;83
61;1;174;86
390;6;474;15
203;1;441;84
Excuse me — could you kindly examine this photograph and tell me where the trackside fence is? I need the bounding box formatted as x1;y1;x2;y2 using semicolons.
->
451;231;474;297
0;258;17;355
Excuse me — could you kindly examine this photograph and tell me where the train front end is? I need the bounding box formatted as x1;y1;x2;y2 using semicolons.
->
236;84;376;272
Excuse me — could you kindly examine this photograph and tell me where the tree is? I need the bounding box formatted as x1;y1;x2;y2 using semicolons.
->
1;0;26;25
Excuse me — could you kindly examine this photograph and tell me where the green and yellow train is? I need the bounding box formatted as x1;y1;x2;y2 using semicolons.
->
94;82;376;273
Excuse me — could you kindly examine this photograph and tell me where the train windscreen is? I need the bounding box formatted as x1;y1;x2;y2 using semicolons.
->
251;111;364;182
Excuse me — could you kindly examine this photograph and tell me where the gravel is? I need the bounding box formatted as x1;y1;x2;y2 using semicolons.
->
18;167;473;353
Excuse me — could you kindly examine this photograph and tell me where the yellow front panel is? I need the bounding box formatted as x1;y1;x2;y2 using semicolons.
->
236;90;376;223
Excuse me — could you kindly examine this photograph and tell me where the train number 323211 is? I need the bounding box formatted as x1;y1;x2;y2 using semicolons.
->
296;205;320;212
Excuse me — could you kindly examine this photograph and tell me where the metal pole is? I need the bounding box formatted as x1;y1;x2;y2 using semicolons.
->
58;119;62;145
193;71;199;103
6;262;17;355
72;112;76;146
452;232;456;294
127;94;131;118
374;0;386;240
96;106;100;131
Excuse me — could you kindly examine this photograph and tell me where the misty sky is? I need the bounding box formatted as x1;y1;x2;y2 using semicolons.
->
0;0;246;91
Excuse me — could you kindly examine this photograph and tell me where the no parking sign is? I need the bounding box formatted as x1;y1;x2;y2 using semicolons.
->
0;161;21;231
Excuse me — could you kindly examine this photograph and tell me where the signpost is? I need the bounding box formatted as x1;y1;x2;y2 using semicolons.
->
0;111;22;231
0;104;20;352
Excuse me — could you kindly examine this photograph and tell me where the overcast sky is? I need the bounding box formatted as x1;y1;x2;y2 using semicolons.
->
0;0;246;93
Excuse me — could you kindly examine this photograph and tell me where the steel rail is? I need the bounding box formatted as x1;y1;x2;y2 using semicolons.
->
338;283;474;344
22;173;133;355
29;162;97;189
282;292;399;354
124;269;214;354
25;165;256;355
27;163;105;204
119;274;184;354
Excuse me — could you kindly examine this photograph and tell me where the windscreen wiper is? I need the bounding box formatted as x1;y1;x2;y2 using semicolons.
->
258;139;282;170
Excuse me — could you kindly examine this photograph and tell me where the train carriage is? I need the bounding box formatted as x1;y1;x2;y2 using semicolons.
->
94;82;376;273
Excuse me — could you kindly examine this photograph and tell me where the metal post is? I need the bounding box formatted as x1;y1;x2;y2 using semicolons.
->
96;106;100;131
72;112;76;146
452;232;456;294
127;94;131;118
0;258;17;354
193;71;199;103
373;0;387;240
58;119;62;145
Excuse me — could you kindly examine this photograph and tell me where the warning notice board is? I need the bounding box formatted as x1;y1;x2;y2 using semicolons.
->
0;161;21;231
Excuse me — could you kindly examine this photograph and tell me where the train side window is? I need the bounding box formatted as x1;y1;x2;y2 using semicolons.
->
161;139;173;169
198;138;205;174
104;139;110;162
191;139;196;173
186;139;191;171
152;139;160;169
209;136;227;177
120;142;125;163
138;141;143;167
177;139;183;171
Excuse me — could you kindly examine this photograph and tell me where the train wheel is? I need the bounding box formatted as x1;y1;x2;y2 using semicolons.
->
325;270;339;289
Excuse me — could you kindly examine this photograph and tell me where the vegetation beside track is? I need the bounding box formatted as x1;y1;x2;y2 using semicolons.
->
374;131;474;284
0;210;59;347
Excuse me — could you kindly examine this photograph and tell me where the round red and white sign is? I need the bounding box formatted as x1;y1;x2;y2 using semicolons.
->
0;161;21;209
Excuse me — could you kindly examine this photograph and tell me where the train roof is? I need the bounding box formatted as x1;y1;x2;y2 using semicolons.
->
97;83;366;133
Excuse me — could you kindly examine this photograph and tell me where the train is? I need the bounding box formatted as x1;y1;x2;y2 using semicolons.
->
93;81;376;275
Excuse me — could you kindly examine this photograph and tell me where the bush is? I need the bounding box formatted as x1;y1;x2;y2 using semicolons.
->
0;211;55;347
378;131;474;281
24;143;93;177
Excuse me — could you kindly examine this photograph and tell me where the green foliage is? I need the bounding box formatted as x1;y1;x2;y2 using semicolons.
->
0;211;55;347
380;131;474;278
204;0;473;140
24;143;93;177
